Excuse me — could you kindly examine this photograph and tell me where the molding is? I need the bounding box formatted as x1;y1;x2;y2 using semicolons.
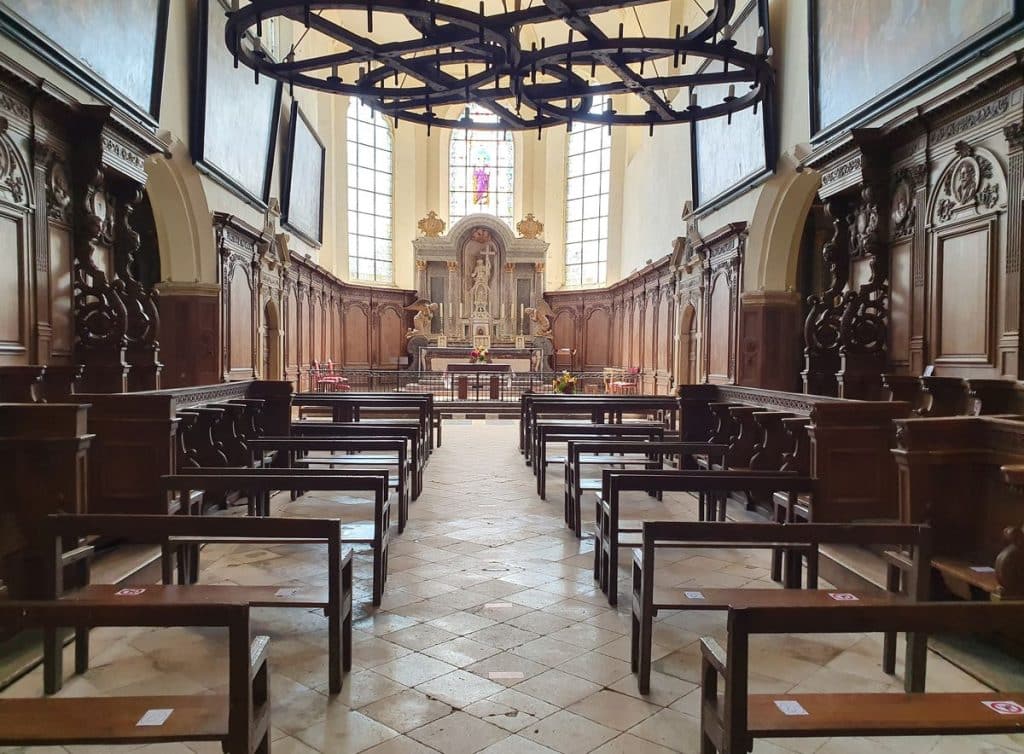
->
155;281;221;297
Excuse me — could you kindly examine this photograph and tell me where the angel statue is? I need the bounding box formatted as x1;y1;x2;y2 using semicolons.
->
405;299;439;338
525;299;554;339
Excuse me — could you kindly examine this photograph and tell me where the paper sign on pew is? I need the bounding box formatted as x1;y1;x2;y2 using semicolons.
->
774;700;809;716
115;588;146;596
137;709;174;726
983;701;1024;715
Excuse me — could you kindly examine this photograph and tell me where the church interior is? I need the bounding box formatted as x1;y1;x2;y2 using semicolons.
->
1;0;1024;752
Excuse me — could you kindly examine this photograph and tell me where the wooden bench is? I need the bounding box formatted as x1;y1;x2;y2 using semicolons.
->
249;437;410;532
565;441;729;537
0;601;269;753
534;420;667;499
632;521;932;694
701;602;1024;754
520;394;680;462
46;512;354;694
291;421;424;499
294;392;436;451
595;470;814;605
159;472;391;605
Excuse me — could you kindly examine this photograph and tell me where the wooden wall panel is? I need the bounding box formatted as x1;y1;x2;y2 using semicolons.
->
0;212;27;356
935;225;992;363
344;305;370;367
708;274;731;382
378;306;405;368
889;239;912;365
553;310;576;356
48;225;73;358
583;309;610;368
229;271;253;372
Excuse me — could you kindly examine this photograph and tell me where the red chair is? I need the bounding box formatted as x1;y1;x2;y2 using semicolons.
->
312;361;349;392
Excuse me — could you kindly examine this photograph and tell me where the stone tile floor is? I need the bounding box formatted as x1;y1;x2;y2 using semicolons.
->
4;420;1024;753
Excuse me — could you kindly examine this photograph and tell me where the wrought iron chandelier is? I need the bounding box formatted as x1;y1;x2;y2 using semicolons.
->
224;0;773;132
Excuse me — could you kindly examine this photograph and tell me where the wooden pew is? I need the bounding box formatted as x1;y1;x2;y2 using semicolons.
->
520;394;680;461
701;602;1024;754
291;421;424;499
565;441;729;537
892;414;1024;601
0;601;269;753
250;437;410;532
534;421;667;499
679;384;910;523
631;521;932;694
294;392;436;451
594;470;814;606
159;472;391;605
47;512;353;694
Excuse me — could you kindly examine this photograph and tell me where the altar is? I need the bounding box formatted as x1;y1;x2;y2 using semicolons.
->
405;213;555;372
420;347;542;373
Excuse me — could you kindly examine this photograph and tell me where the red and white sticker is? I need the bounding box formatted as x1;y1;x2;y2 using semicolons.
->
115;588;146;597
827;593;859;601
683;591;705;600
982;701;1024;715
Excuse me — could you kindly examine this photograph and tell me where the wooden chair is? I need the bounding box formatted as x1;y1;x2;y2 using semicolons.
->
159;472;391;605
46;512;354;695
0;601;270;753
594;470;813;605
701;601;1024;754
631;521;932;694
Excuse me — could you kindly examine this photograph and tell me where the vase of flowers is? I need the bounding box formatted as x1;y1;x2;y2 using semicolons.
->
469;346;492;364
552;371;577;394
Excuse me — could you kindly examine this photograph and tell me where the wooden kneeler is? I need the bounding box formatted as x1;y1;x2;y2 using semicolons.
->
46;512;355;695
0;601;270;754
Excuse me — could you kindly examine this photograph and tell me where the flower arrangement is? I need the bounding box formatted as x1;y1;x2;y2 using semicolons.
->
552;371;577;394
469;346;492;364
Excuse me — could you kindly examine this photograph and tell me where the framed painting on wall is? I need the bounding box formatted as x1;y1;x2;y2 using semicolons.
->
690;0;776;213
809;0;1022;140
0;0;169;124
192;0;281;207
282;100;326;246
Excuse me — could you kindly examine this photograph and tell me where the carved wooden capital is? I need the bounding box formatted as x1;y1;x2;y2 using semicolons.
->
1005;122;1024;152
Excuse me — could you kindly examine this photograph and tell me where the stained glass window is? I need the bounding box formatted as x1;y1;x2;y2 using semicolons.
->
565;97;611;287
347;99;393;283
449;104;514;226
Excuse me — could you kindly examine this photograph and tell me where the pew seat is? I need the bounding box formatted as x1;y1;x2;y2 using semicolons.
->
740;691;1024;737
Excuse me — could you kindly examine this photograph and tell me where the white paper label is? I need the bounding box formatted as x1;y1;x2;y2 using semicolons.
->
136;708;174;726
488;671;525;680
115;588;146;597
971;566;996;573
827;593;859;601
683;591;705;600
774;700;809;716
275;588;301;597
982;701;1024;715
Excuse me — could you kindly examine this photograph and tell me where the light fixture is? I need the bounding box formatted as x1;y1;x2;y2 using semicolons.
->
224;0;773;132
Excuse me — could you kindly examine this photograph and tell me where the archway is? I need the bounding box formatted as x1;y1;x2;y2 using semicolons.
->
676;303;698;385
263;299;283;380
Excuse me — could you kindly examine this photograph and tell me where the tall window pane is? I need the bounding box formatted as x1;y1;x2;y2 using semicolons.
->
565;98;610;287
347;99;393;283
449;104;514;226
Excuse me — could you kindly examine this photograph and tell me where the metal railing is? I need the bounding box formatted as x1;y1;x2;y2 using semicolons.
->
315;369;611;401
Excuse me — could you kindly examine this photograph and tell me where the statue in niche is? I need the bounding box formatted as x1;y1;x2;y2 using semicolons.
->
470;236;496;314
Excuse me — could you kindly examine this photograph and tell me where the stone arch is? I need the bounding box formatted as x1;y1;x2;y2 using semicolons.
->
745;152;822;292
144;135;218;286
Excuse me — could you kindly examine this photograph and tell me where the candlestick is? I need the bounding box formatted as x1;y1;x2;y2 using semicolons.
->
439;303;444;322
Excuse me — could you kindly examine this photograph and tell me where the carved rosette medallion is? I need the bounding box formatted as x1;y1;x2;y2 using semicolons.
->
0;134;26;205
417;210;446;237
516;213;544;239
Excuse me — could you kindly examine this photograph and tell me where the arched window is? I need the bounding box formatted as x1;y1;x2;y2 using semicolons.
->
347;99;393;282
449;104;514;226
565;97;611;287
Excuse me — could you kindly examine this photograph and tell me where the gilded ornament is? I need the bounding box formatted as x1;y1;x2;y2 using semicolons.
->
516;213;544;239
417;210;446;237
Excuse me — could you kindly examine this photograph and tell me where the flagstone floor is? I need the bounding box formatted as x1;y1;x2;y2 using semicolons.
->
4;420;1024;754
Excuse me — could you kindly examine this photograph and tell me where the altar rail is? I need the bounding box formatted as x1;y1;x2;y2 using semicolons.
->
328;370;615;401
